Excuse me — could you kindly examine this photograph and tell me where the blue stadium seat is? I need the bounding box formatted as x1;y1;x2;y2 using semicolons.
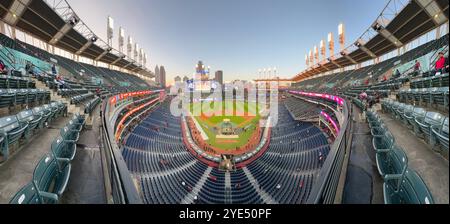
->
431;117;449;153
84;97;101;114
16;109;42;132
51;135;76;162
32;106;52;127
376;145;408;184
384;168;434;204
32;153;71;203
414;112;445;142
9;183;41;204
0;89;15;108
67;119;83;133
42;104;57;122
71;113;86;128
398;105;414;125
404;107;426;129
0;115;29;161
373;131;395;153
371;123;388;137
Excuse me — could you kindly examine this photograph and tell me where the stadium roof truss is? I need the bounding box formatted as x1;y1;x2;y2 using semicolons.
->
0;0;154;78
292;0;449;82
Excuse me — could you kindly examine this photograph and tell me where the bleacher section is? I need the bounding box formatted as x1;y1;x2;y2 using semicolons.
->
366;110;435;204
284;97;321;121
0;27;159;204
0;101;67;163
293;34;449;93
122;100;330;204
9;114;86;204
381;99;448;156
1;33;154;93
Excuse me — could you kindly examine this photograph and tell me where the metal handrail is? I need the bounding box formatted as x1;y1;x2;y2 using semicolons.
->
100;98;143;204
99;91;163;204
305;95;352;204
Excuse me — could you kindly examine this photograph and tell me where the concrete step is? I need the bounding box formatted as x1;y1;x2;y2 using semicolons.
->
33;78;84;116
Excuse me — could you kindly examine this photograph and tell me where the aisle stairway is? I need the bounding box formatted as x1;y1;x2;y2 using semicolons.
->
181;167;213;204
33;78;81;114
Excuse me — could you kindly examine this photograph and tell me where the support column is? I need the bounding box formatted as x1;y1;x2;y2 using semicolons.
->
0;21;5;34
436;25;441;40
11;26;16;39
46;43;50;54
446;21;449;35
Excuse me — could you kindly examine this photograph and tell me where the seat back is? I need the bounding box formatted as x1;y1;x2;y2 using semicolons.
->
375;131;395;151
392;102;400;109
384;131;395;148
60;126;78;141
32;154;59;194
32;107;44;116
43;105;53;113
389;145;408;178
397;103;406;111
412;107;426;119
423;112;445;127
51;136;66;158
16;110;35;123
403;105;414;114
403;169;434;204
0;116;20;133
442;117;449;136
9;183;40;204
50;102;60;111
51;101;60;108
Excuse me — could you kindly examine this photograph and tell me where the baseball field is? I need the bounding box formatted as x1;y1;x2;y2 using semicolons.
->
188;100;262;151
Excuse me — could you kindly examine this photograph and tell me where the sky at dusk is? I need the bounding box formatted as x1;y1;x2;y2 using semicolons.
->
68;0;389;83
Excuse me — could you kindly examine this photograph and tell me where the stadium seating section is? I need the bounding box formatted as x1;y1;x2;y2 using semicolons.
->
366;110;436;204
0;101;68;163
9;114;85;204
122;100;330;204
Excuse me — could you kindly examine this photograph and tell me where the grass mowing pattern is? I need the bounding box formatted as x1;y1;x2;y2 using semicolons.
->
188;100;261;150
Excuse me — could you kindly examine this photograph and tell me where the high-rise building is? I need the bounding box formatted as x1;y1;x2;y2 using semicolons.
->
195;61;209;81
159;65;166;88
155;65;160;84
215;70;223;85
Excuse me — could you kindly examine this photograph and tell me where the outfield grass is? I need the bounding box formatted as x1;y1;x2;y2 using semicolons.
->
189;100;261;150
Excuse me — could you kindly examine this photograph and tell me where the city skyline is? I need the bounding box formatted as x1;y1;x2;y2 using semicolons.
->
69;0;389;84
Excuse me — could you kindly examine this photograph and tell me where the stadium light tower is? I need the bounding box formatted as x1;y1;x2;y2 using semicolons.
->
320;40;326;62
314;45;319;64
107;16;114;46
309;50;314;66
127;36;133;59
305;54;309;68
134;43;139;62
338;23;345;52
119;27;125;53
139;48;144;65
328;32;335;58
143;53;148;69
